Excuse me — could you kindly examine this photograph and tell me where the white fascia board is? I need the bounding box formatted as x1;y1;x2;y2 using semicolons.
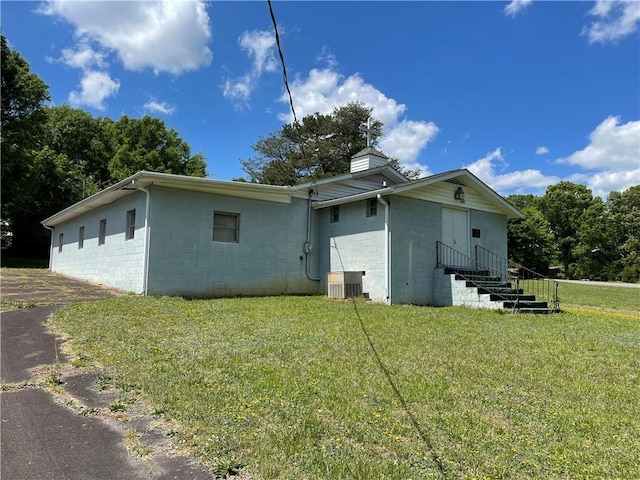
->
43;171;308;227
311;187;393;209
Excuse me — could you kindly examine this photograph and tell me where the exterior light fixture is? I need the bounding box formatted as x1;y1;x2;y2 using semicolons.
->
454;186;465;203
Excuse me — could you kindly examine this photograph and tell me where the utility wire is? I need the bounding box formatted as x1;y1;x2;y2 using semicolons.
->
267;0;298;126
331;240;449;478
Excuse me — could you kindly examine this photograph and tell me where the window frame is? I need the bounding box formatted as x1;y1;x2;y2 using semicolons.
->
78;226;85;249
366;198;378;217
98;219;107;245
212;211;240;243
125;209;136;240
330;205;340;223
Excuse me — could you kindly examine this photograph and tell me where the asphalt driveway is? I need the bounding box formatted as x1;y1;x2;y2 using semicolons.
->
1;269;213;479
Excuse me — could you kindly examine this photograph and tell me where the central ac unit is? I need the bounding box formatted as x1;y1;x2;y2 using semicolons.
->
328;271;363;299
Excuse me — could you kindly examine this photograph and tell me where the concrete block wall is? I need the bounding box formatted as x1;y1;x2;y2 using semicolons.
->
316;199;387;302
48;192;146;292
433;268;505;309
389;196;441;305
469;210;508;260
146;187;318;297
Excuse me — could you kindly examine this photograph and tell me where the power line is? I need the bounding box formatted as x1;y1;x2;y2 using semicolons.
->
331;240;449;478
267;0;298;126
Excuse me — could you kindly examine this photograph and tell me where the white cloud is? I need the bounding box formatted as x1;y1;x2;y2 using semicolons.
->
40;0;212;74
378;121;438;176
69;71;120;111
277;67;439;173
504;0;533;17
557;116;640;197
536;146;549;155
222;30;277;108
239;30;277;75
568;168;640;199
58;41;107;70
583;0;640;44
316;46;338;68
143;99;176;116
558;116;640;170
465;116;639;198
222;74;253;108
464;147;560;194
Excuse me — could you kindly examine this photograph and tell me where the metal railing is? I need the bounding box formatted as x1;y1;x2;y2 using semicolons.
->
436;241;523;310
474;245;559;310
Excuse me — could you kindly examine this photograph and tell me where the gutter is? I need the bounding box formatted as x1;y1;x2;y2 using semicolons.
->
305;191;320;281
312;187;393;209
377;194;391;304
136;184;152;296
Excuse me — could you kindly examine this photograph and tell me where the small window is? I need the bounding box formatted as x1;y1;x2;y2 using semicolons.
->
98;219;107;245
58;233;64;253
330;205;340;223
366;198;377;217
126;209;136;240
213;211;240;243
78;226;85;249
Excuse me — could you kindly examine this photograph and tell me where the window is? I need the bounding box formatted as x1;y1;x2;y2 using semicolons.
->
126;209;136;240
98;219;107;245
78;226;84;249
366;198;377;217
330;205;340;223
58;233;63;253
213;211;239;243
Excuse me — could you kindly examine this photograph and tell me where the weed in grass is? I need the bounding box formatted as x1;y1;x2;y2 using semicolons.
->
211;456;245;479
151;406;168;418
125;428;152;457
96;374;113;391
109;402;126;413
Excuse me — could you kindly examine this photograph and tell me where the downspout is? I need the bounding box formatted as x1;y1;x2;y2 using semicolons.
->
305;191;321;281
377;194;391;304
137;186;152;296
42;224;55;271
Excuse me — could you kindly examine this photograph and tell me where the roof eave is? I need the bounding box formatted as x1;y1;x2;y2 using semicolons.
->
42;171;309;227
311;187;393;209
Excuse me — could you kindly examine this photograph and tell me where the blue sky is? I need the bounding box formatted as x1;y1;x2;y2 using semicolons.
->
3;0;639;198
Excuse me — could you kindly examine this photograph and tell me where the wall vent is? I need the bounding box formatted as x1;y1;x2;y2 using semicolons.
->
328;271;363;299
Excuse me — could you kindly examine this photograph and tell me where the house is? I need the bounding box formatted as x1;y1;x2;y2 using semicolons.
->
42;147;523;306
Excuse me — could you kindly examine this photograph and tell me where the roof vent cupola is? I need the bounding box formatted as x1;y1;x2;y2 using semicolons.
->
350;117;389;173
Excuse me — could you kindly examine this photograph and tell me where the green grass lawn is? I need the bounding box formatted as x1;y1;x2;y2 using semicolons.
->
557;281;640;311
51;296;639;479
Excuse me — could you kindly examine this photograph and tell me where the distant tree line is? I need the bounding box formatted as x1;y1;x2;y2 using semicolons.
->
507;183;639;282
1;35;206;257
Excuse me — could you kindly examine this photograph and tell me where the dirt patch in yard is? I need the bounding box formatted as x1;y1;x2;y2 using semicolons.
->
1;268;124;310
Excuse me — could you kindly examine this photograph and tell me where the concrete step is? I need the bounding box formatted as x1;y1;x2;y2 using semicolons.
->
476;285;519;293
456;274;503;283
503;301;549;310
490;293;535;302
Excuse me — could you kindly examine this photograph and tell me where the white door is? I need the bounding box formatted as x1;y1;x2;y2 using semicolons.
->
442;207;469;266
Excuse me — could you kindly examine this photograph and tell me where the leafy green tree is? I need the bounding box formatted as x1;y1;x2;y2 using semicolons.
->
606;185;640;282
573;197;617;280
505;193;540;211
1;34;51;253
241;102;418;185
106;115;206;181
540;182;594;278
506;198;554;273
